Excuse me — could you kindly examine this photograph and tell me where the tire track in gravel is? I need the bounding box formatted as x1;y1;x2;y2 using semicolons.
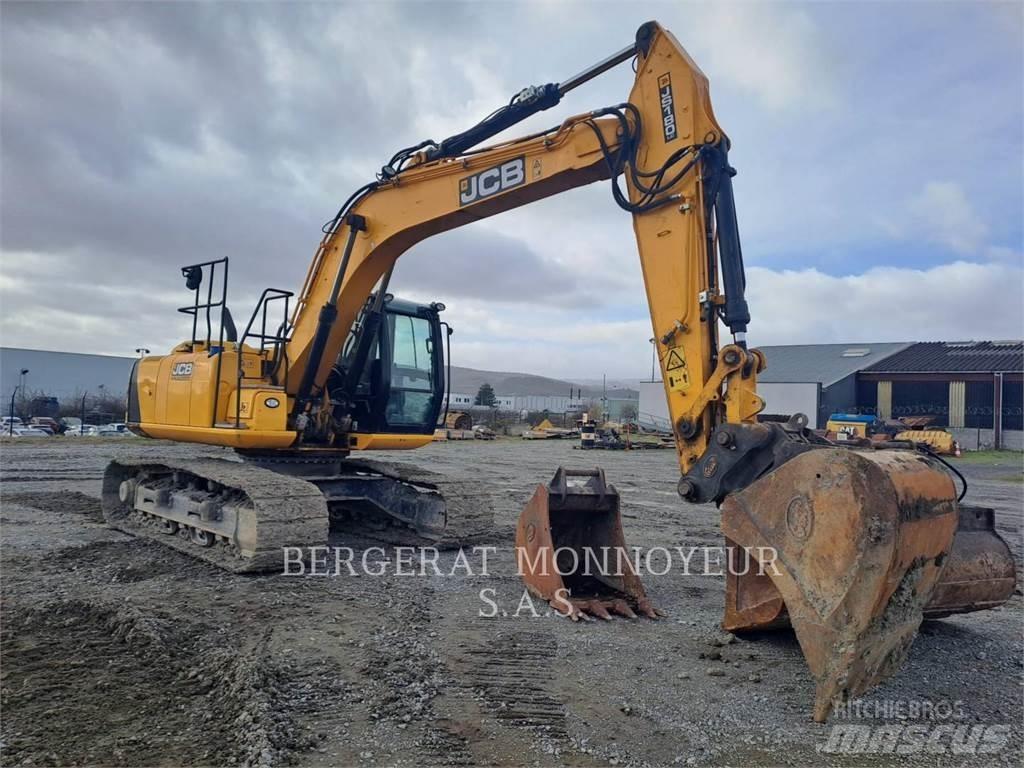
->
1;597;316;767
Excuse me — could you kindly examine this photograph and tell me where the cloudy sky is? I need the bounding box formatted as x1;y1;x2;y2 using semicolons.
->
1;1;1021;379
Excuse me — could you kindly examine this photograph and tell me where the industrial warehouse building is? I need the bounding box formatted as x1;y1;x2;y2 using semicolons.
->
858;341;1023;450
639;340;1024;450
0;348;135;401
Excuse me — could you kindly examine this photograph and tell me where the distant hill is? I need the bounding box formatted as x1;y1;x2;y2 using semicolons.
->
449;365;637;399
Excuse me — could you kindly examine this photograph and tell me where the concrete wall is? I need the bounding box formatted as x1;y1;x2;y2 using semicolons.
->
950;427;1024;451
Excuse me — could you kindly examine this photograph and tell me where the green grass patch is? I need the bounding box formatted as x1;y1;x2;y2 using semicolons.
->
955;449;1024;467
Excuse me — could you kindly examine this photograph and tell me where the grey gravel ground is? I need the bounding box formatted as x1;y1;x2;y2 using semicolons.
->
1;438;1021;767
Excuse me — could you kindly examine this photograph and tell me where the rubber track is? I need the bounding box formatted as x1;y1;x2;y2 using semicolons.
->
102;457;327;574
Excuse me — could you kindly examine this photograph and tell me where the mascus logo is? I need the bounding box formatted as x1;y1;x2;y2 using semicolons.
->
171;362;193;378
459;156;525;206
658;73;678;142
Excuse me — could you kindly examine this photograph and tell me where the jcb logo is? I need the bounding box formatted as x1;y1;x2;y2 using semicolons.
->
171;362;193;378
459;157;525;206
658;73;678;142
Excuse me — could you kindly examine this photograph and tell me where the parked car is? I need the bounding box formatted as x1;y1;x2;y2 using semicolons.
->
98;424;134;437
2;416;24;428
66;425;100;436
29;417;62;434
27;423;55;436
9;427;50;437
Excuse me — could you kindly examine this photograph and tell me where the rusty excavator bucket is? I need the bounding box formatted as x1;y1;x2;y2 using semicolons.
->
721;448;1017;722
516;449;1014;720
516;468;660;621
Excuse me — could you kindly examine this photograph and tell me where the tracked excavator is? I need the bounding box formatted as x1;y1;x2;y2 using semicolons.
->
102;22;1015;720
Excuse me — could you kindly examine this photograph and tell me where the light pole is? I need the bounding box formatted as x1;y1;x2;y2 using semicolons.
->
135;347;150;358
8;386;19;435
80;391;89;435
649;338;656;382
18;368;29;416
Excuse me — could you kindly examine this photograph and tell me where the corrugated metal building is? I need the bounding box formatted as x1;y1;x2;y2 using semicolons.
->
1;348;136;402
858;341;1023;449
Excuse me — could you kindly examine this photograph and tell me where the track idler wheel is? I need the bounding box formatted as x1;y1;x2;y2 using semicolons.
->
516;467;661;621
721;449;959;721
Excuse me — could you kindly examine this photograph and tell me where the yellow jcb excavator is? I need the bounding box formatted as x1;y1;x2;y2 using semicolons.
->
101;21;1015;721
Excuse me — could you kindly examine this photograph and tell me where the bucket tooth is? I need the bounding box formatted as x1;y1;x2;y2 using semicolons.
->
516;467;660;621
721;449;959;721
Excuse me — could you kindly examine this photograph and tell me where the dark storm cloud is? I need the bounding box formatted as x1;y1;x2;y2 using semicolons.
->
0;0;588;355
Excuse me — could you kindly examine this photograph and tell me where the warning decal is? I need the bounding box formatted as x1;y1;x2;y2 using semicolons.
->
665;349;686;371
665;347;691;392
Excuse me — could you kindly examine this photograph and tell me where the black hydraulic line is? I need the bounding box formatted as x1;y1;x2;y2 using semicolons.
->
924;446;969;502
338;266;395;406
294;214;367;413
422;36;640;163
440;321;453;431
702;143;750;339
424;84;563;161
322;182;377;234
328;214;366;303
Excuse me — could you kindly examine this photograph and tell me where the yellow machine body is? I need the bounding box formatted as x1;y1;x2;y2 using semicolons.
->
131;345;293;447
895;429;958;455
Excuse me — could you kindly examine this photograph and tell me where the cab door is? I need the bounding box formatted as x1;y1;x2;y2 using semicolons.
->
381;312;443;434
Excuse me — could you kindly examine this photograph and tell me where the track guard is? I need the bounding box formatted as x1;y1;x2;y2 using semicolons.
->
721;449;959;721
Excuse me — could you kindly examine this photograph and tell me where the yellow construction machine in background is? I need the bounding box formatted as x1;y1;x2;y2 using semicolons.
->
826;413;960;455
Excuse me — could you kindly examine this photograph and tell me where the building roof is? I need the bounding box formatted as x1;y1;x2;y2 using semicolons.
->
756;342;913;387
862;341;1023;374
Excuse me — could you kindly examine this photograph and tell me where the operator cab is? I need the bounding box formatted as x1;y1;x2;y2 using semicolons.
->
330;296;448;436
